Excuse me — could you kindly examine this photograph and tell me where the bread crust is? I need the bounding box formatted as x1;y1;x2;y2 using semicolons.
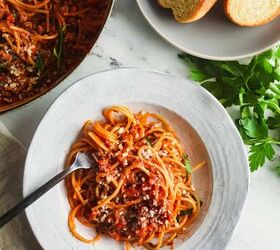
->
224;0;280;26
157;0;217;23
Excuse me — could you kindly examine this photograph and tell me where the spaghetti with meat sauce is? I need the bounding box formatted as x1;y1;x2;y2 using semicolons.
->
0;0;110;108
66;106;204;250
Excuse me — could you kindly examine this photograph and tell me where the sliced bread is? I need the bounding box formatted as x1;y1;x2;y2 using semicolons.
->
224;0;280;26
158;0;217;23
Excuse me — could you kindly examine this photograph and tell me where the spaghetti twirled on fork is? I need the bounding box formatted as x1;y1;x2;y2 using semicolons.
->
66;106;203;250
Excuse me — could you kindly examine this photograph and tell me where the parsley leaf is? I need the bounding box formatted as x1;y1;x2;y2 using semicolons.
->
184;160;192;174
0;63;7;69
240;117;268;139
35;54;44;72
145;137;152;145
267;114;280;129
249;143;275;171
274;165;280;176
182;154;192;174
180;208;193;216
179;46;280;174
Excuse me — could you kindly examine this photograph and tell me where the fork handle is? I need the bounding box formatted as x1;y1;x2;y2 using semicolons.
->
0;166;75;228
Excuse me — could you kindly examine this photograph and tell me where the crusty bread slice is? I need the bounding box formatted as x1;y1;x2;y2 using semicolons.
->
224;0;280;26
158;0;217;23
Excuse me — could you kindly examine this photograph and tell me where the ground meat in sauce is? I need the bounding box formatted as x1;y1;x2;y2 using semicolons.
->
0;0;111;108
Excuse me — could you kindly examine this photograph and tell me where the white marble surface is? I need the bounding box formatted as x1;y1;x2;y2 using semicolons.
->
0;1;279;249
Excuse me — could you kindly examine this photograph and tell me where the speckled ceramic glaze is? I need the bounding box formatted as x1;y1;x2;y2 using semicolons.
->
23;68;249;250
137;0;280;60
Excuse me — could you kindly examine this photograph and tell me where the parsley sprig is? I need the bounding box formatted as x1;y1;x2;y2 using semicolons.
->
182;154;192;174
179;47;280;172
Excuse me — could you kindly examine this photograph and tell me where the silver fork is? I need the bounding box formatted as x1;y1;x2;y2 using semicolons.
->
0;152;97;228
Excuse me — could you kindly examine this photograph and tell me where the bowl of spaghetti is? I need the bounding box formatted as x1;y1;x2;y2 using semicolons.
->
23;68;249;250
0;0;113;113
66;105;208;249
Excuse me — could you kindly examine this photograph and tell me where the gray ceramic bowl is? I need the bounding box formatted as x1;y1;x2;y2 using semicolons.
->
137;0;280;60
23;68;249;250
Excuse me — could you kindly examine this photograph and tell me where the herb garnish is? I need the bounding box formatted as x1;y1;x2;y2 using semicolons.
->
0;63;7;69
35;54;44;72
179;47;280;172
182;154;192;174
180;208;193;216
146;137;152;145
275;166;280;176
53;25;68;71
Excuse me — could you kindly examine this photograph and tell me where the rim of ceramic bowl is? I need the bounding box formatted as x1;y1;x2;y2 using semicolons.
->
23;67;249;250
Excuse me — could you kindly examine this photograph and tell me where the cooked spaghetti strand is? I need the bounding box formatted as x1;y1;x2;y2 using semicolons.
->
66;106;202;249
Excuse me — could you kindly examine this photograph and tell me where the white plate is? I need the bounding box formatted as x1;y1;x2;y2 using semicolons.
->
23;68;249;250
136;0;280;60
